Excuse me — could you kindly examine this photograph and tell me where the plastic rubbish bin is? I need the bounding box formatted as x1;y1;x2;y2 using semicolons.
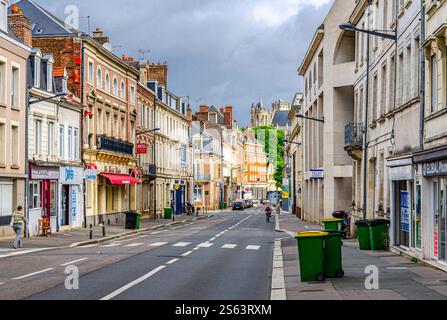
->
125;212;140;230
323;218;344;231
324;230;345;278
295;231;328;282
369;219;390;250
164;208;173;220
355;220;371;250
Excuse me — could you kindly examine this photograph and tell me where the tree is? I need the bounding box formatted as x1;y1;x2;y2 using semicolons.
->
252;126;285;189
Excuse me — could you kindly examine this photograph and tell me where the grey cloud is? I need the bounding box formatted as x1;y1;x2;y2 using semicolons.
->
30;0;333;126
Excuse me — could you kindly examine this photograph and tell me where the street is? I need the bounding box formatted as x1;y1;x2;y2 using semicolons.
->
0;209;278;300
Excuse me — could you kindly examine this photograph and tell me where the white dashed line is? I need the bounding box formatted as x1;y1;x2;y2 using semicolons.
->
139;235;149;239
173;242;191;247
61;258;88;267
210;238;216;241
182;251;193;257
167;258;179;265
387;267;409;270
82;244;98;248
13;268;54;280
125;243;144;248
246;245;261;250
102;243;122;248
100;266;166;300
149;242;168;247
222;244;237;249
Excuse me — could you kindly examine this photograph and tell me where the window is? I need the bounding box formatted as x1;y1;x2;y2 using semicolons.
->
48;122;53;157
34;119;41;156
372;73;378;121
62;78;68;94
29;181;41;209
389;54;396;111
381;64;387;116
88;61;94;83
113;78;118;95
34;56;40;88
431;55;438;113
68;127;73;160
398;51;404;105
405;44;411;100
97;108;103;134
97;68;103;89
194;185;203;201
414;36;420;98
106;111;111;136
74;128;79;160
0;122;4;165
120;82;125;98
0;61;4;104
11;125;18;166
130;86;135;103
383;0;388;31
47;63;53;92
105;73;110;92
11;66;19;108
0;1;7;32
59;125;65;158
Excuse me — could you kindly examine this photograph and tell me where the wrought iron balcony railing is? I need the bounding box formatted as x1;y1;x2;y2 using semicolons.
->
97;135;134;156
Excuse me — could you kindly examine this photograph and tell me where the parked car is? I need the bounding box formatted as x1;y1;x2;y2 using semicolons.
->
246;200;254;208
233;201;245;211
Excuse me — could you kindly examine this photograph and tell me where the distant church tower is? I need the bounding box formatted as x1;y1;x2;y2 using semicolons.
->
250;99;271;128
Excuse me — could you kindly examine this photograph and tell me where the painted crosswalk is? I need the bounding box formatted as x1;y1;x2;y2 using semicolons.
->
172;242;191;247
222;244;238;249
125;243;144;248
149;242;168;247
246;245;261;251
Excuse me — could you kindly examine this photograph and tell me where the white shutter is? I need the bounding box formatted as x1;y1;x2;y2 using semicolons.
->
0;183;13;217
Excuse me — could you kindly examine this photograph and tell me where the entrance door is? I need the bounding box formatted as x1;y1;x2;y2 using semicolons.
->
394;181;410;248
437;178;447;261
61;185;70;226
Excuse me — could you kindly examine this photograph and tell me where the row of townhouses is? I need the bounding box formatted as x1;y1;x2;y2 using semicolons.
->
287;0;447;272
0;0;196;238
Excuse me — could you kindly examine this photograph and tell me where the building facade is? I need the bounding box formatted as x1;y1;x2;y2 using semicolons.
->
0;2;30;238
243;129;268;201
298;0;356;224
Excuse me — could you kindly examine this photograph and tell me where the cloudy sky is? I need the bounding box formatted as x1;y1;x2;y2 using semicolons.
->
34;0;333;126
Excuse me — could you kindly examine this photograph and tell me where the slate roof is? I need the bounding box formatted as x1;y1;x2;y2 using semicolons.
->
271;110;291;128
13;0;78;36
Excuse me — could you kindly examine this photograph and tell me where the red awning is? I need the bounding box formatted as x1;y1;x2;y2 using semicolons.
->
100;173;141;185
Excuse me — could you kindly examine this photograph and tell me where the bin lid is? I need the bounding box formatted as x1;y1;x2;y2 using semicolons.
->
295;231;328;239
355;220;370;227
368;219;390;227
323;218;343;222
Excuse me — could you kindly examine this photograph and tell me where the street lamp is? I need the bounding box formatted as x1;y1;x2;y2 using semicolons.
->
296;114;325;124
339;6;397;220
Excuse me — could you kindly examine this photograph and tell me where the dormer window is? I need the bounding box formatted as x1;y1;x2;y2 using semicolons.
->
62;77;68;94
47;63;53;92
0;1;7;33
34;56;40;88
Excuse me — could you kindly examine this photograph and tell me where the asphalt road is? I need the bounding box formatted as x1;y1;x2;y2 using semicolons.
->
0;208;279;300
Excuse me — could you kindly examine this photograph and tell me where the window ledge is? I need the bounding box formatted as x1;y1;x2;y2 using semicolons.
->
11;106;20;112
0;164;6;169
11;165;20;170
426;106;447;122
405;0;412;9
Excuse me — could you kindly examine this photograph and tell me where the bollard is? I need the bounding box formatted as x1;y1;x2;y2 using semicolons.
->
89;224;93;240
102;224;106;237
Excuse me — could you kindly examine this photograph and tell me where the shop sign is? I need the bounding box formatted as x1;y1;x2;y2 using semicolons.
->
434;231;439;258
60;167;83;185
71;188;77;217
309;169;324;180
84;169;98;181
30;166;60;180
136;143;147;155
283;191;290;199
400;191;410;233
389;166;413;181
423;160;447;177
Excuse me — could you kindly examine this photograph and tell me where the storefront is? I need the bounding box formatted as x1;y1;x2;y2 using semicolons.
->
29;164;60;235
59;166;84;229
414;146;447;265
171;179;186;215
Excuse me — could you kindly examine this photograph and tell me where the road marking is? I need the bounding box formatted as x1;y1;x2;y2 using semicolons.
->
222;244;237;249
173;242;191;247
102;243;122;248
13;268;54;280
198;242;214;248
182;251;193;257
387;267;409;270
125;243;144;248
167;258;179;265
151;231;162;235
149;242;168;247
100;266;166;300
139;235;149;239
61;258;88;267
82;244;98;248
246;245;261;250
210;237;216;241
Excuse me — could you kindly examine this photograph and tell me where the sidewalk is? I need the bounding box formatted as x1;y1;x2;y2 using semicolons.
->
277;212;447;300
0;213;213;254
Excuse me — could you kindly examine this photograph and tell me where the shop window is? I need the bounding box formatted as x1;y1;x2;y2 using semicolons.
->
29;181;41;209
0;183;12;218
50;181;57;217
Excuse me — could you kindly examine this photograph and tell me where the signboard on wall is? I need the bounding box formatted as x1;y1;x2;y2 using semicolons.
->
30;165;60;180
60;167;83;185
400;191;410;233
309;169;324;180
84;169;98;181
71;188;77;217
423;160;447;177
136;144;148;155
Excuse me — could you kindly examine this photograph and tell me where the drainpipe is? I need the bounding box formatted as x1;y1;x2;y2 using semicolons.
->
81;41;87;228
25;85;30;238
419;0;425;151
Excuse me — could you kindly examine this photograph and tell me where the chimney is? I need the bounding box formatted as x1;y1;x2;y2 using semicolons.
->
199;105;208;113
92;28;110;45
223;105;233;128
8;4;32;47
148;62;168;89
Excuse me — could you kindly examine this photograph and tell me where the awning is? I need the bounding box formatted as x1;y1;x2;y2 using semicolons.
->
100;173;141;185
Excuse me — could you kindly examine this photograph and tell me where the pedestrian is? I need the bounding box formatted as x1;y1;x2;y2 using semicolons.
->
10;206;25;249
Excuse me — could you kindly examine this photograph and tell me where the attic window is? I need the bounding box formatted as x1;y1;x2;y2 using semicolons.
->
34;56;41;88
47;63;53;92
0;1;6;32
35;28;44;34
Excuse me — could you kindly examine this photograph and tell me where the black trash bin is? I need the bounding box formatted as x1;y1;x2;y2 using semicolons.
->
125;211;139;230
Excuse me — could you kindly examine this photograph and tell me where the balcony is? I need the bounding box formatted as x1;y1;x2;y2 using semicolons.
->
97;135;134;156
195;174;212;182
142;164;157;177
344;123;363;160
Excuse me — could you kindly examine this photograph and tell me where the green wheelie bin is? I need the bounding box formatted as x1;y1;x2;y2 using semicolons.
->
355;220;371;250
369;219;390;250
295;231;328;282
164;208;173;220
323;218;344;231
324;231;345;278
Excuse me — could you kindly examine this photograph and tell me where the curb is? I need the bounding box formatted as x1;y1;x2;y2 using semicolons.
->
70;214;215;248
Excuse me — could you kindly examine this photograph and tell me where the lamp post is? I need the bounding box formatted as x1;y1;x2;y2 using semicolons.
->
339;4;397;220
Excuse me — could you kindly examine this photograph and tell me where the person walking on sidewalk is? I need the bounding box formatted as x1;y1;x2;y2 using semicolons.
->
10;206;26;249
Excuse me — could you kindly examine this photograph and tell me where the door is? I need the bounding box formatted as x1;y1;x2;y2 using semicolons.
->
439;178;447;261
394;181;410;248
61;185;70;226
